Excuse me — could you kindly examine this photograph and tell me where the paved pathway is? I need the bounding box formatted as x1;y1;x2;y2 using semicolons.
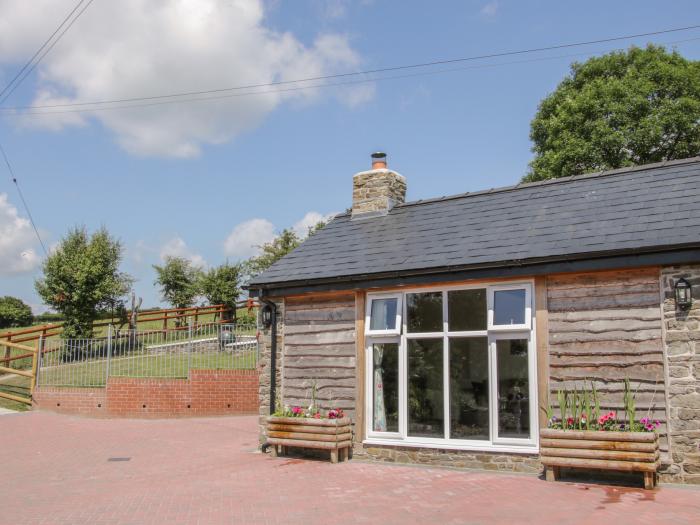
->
1;412;699;525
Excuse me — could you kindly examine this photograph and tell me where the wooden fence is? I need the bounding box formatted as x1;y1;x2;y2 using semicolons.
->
0;301;258;405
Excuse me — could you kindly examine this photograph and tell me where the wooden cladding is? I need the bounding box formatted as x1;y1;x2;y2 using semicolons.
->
546;268;668;455
283;293;357;417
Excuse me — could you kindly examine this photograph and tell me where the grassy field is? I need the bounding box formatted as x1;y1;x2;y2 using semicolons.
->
0;347;257;411
1;311;257;373
40;348;257;387
0;375;31;411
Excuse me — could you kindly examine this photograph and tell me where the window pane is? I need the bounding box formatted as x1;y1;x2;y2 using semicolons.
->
406;292;442;333
372;343;399;432
496;339;530;439
370;298;397;331
493;289;526;326
448;289;486;331
449;337;489;440
408;338;444;438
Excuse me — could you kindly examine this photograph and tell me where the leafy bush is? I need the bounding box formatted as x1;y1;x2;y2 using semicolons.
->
0;296;33;328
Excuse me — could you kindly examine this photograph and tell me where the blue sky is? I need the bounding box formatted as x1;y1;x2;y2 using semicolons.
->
0;0;699;312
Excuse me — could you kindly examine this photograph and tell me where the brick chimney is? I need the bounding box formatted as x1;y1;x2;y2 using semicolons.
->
351;152;406;218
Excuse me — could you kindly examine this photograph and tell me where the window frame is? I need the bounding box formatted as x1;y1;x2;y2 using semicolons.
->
364;281;538;453
365;293;403;336
487;284;532;331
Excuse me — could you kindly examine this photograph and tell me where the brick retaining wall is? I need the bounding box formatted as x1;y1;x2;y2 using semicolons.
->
33;369;258;418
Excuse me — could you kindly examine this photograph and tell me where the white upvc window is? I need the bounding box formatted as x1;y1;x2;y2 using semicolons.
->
364;281;537;453
365;293;402;337
488;284;532;331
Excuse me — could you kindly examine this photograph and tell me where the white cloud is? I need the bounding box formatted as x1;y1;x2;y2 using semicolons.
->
223;211;335;260
480;1;499;16
292;211;337;237
0;0;370;158
0;193;41;274
159;237;207;268
223;218;275;259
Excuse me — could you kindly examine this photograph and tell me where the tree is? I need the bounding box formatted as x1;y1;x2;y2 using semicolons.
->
35;227;131;339
0;296;33;328
199;262;244;321
245;229;300;277
153;256;201;315
245;220;328;277
525;45;700;182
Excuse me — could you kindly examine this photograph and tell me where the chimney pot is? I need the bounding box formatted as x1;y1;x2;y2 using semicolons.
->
371;151;387;169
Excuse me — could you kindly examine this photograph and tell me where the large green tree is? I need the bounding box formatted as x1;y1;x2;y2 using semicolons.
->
153;256;201;312
199;262;244;321
525;45;700;182
35;227;131;338
0;296;33;328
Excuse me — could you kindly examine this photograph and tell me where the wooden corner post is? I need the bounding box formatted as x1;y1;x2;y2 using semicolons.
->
355;291;366;446
534;276;550;431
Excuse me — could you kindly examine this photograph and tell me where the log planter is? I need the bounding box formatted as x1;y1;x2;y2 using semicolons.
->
540;429;660;489
266;416;353;463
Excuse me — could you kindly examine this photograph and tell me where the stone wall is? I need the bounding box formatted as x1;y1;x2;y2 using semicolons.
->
33;369;259;418
351;169;406;217
661;265;700;484
257;299;284;444
357;444;540;473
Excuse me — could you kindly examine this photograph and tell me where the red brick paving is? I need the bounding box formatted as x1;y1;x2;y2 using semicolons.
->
1;412;698;525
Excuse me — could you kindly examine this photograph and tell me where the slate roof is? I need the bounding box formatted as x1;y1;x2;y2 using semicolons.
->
249;157;700;289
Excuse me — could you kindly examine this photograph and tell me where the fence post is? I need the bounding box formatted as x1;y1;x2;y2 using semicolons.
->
3;334;11;368
31;335;43;393
187;323;193;376
106;324;113;384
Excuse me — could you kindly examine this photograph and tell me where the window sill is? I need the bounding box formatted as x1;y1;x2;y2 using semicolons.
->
363;438;539;455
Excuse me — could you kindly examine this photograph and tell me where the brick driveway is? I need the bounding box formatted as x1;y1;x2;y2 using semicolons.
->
1;412;699;525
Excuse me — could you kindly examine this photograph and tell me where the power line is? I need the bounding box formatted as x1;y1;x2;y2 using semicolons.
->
0;141;48;256
0;0;95;106
8;35;700;117
1;22;698;113
0;0;87;101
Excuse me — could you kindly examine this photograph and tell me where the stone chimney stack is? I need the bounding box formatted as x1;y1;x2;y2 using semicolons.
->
351;152;406;218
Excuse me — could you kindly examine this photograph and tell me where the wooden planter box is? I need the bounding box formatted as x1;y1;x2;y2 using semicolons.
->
266;416;353;463
540;429;660;489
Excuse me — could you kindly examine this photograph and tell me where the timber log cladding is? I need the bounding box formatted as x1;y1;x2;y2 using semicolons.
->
546;269;669;457
540;429;660;489
282;293;357;419
266;416;353;463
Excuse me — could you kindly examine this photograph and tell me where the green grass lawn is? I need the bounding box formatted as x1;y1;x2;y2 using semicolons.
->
38;348;257;388
1;314;257;373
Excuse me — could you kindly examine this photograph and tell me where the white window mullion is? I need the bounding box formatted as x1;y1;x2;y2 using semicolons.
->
442;290;450;440
488;334;496;444
400;297;408;439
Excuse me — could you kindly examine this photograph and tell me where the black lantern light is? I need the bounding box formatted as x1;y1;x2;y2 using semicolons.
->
675;278;693;310
261;303;273;328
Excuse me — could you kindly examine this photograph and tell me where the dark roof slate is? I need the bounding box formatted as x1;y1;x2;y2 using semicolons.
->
248;157;700;287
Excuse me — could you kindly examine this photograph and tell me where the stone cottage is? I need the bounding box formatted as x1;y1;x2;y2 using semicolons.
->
248;153;700;484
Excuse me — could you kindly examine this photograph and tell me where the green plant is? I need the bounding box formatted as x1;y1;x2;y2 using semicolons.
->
199;262;244;320
0;296;33;328
525;45;700;182
35;226;132;339
153;256;202;324
548;379;659;433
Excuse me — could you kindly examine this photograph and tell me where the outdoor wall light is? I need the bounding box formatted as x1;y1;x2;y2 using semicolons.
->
675;278;693;310
261;304;273;328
